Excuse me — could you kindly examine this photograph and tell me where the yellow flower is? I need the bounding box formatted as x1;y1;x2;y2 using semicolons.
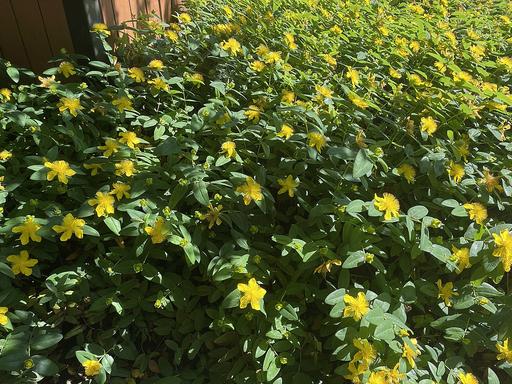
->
58;61;76;78
409;41;420;53
0;88;12;102
148;77;169;92
281;90;295;104
110;182;131;200
255;44;270;56
420;116;438;135
450;246;471;274
199;204;223;229
493;230;512;272
353;338;376;365
44;160;76;184
12;216;42;245
98;139;119;157
343;292;369;321
165;30;178;42
0;307;8;326
437;279;458;306
7;250;38;276
480;170;503;193
344;361;367;384
349;93;369;109
346;67;360;87
82;360;102;377
497;339;512;363
38;75;58;88
378;25;389;36
277;124;294;140
453;71;473;83
470;45;485;61
385;364;405;384
250;61;266;72
397;164;416;183
277;175;299;197
497;57;512;71
458;372;479;384
178;12;192;23
236;177;263;205
263;51;282;64
92;23;110;36
148;59;164;70
447;161;465;184
284;32;297;49
434;61;447;73
463;203;487;225
88;191;115;217
244;105;261;122
52;213;85;241
58;97;83;117
119;131;141;149
185;73;204;86
389;67;402;79
330;25;342;34
222;5;233;19
402;338;420;368
409;73;425;86
128;67;145;82
315;85;333;99
115;160;136;177
374;193;400;220
0;150;13;161
112;96;133;112
323;54;337;67
237;278;266;310
307;132;327;153
83;163;103;176
313;259;341;275
145;216;169;244
220;38;242;55
368;371;387;384
221;141;237;158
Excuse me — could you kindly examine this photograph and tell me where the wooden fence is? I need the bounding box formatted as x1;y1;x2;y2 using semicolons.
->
0;0;179;72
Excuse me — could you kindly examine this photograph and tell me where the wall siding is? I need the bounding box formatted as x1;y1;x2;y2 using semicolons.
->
0;0;179;72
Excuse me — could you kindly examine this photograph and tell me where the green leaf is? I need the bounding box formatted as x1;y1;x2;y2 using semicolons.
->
32;355;59;376
488;368;500;384
407;205;428;220
342;251;365;269
352;149;373;178
373;319;395;340
0;262;14;278
7;67;20;83
444;327;465;341
104;217;121;235
325;289;345;305
193;181;209;206
83;225;100;236
31;329;63;350
221;289;240;309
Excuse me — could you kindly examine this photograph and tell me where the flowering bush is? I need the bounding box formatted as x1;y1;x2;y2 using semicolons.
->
1;0;512;383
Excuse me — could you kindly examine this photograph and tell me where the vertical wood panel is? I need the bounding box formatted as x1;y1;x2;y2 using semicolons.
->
38;0;74;55
141;0;163;18
99;0;116;26
10;0;53;72
112;0;135;24
0;0;31;68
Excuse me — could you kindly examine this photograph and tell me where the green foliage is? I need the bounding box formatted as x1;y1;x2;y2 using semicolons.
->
1;0;512;383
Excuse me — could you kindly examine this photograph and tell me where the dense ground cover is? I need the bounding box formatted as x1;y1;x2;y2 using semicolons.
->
1;0;512;383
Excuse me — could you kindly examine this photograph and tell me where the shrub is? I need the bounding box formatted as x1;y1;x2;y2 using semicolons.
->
1;0;512;383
